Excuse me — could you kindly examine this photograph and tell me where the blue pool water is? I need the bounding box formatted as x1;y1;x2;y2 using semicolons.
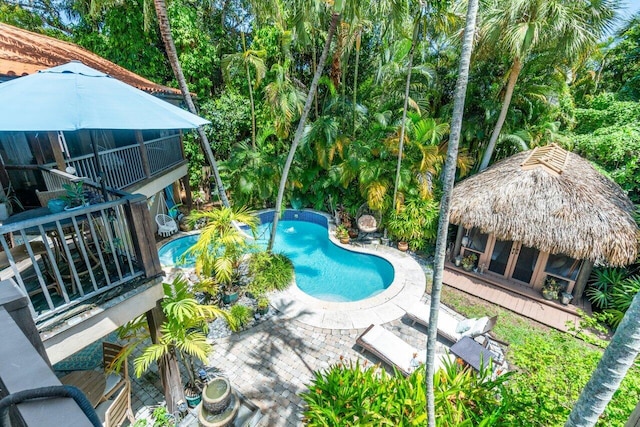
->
158;220;395;302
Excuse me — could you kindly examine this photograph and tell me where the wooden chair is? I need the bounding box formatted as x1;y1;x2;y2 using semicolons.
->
94;380;135;427
101;342;128;402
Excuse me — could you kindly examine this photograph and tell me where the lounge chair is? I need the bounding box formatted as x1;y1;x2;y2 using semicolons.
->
405;301;498;343
355;324;451;376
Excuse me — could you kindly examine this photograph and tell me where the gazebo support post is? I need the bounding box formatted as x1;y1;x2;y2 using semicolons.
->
572;260;593;302
452;225;464;261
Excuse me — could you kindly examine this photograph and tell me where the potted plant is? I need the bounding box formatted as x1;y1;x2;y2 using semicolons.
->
560;291;574;305
256;297;269;315
461;253;478;271
335;225;350;244
62;180;87;210
0;184;23;220
454;255;463;267
386;197;439;252
542;277;560;300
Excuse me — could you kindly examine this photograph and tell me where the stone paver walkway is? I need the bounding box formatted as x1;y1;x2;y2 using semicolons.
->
208;309;434;426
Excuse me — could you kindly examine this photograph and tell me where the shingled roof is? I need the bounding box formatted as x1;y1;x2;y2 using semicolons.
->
0;23;180;96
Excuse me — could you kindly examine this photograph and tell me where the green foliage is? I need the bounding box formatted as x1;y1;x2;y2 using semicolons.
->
184;206;258;288
301;358;513;426
199;91;252;159
504;329;640;426
569;96;640;202
385;196;439;251
125;276;232;387
71;0;170;83
247;251;294;297
228;304;253;332
586;267;640;329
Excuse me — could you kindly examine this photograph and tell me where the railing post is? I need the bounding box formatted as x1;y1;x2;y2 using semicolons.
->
123;194;163;279
136;131;152;179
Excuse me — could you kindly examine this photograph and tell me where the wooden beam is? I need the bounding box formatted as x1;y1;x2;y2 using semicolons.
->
135;131;152;179
47;132;66;172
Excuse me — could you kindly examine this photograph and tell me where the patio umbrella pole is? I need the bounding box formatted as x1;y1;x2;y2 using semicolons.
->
89;134;109;201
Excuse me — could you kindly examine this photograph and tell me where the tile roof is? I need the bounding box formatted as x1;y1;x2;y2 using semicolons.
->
0;23;180;96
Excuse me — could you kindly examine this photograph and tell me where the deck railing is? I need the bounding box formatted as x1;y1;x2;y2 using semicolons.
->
0;194;162;323
42;134;183;190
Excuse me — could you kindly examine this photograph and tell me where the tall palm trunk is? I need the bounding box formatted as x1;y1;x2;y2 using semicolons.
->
242;32;257;150
352;29;361;138
267;12;341;252
426;0;478;425
478;57;522;171
154;0;230;207
392;20;420;210
565;291;640;427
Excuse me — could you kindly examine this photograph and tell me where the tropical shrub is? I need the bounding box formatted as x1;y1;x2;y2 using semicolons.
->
117;276;232;388
228;304;253;332
301;358;513;426
385;196;439;251
184;207;258;294
247;251;294;296
586;267;640;328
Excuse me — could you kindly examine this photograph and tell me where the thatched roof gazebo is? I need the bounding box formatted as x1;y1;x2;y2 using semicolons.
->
449;144;638;301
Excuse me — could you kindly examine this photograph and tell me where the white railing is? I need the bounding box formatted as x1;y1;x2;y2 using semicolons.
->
42;134;184;190
99;145;145;190
0;199;143;322
145;134;183;175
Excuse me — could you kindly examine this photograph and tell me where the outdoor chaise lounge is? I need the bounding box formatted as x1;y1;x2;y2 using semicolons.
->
356;324;451;376
405;301;498;343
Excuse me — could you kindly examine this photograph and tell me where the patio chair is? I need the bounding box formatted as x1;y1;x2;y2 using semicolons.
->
35;189;67;207
355;324;451;376
155;213;178;237
94;380;135;427
405;301;498;343
101;342;128;403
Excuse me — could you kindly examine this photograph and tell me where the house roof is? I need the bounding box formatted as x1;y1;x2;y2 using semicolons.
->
450;145;639;266
0;23;180;96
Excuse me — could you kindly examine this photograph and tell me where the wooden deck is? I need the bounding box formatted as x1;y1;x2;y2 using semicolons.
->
443;266;591;332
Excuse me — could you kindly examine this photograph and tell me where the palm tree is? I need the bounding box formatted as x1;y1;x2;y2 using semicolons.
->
221;32;267;150
565;291;640;426
153;0;230;207
425;0;479;425
267;4;342;252
477;0;616;171
263;63;306;139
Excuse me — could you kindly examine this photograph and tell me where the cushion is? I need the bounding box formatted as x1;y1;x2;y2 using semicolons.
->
463;316;490;338
455;318;475;334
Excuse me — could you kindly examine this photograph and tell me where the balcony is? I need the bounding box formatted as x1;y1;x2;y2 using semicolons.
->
0;187;164;363
40;133;185;191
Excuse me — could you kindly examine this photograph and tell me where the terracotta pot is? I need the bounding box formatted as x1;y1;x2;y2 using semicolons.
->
397;241;409;251
339;236;350;244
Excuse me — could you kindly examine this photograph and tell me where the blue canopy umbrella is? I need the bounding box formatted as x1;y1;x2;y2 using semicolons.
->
0;61;208;196
0;61;209;131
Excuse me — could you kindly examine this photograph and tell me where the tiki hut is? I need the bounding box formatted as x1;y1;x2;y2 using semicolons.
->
449;144;639;301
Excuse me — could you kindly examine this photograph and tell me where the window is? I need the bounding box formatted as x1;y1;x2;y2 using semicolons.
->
545;253;581;281
463;228;488;252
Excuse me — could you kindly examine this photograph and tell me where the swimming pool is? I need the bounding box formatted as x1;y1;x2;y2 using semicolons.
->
158;213;395;302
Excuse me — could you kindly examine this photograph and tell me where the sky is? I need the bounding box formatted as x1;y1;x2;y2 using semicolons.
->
622;0;640;20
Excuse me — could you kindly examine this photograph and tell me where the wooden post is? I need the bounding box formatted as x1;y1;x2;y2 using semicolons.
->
572;260;593;302
135;131;152;179
181;176;193;210
146;303;185;415
452;225;464;261
123;194;163;278
47;132;67;172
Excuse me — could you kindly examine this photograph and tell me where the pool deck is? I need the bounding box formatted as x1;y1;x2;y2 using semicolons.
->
270;238;425;329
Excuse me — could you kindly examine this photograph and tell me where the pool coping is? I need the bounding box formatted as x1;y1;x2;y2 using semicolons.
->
264;210;426;330
158;209;426;330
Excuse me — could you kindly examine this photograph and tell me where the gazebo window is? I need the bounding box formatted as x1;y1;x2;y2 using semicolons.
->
545;253;581;281
462;228;488;252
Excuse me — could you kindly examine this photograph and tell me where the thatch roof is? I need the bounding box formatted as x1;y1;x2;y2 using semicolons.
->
450;145;639;267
